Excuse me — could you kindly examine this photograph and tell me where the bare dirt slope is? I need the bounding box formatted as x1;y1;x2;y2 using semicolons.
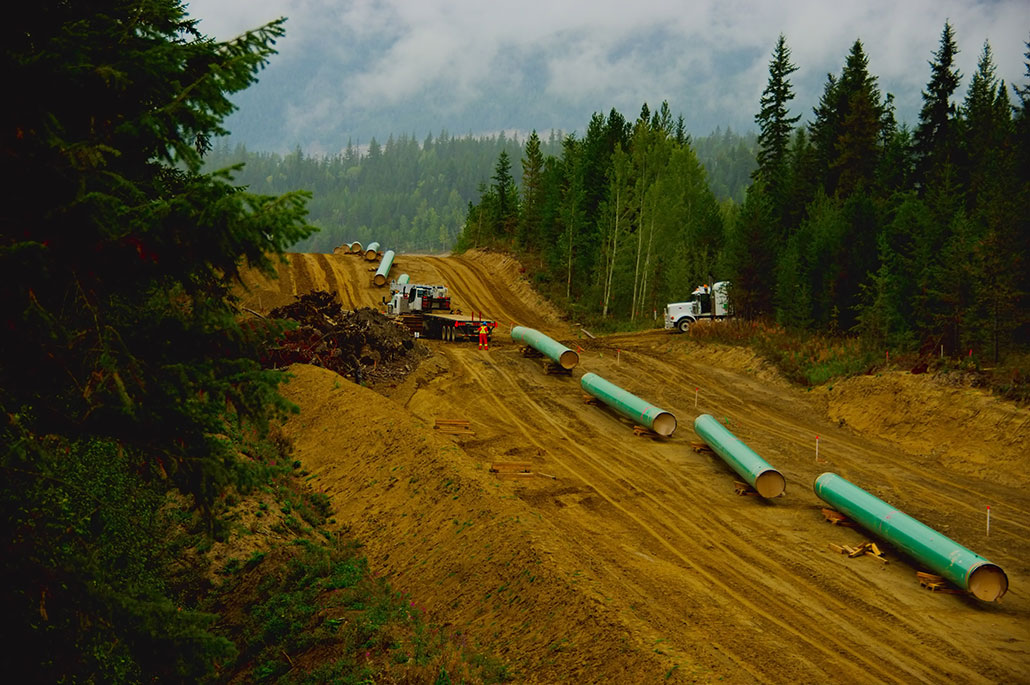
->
267;250;1029;683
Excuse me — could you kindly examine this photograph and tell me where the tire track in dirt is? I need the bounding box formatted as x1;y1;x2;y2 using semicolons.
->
443;347;947;683
320;253;366;309
313;253;341;296
608;339;1030;543
425;256;563;335
257;253;1028;681
556;340;1027;680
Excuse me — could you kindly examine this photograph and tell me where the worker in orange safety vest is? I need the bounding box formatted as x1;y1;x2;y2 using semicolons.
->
478;322;490;350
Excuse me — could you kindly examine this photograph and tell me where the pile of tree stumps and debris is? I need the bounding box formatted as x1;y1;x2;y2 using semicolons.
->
259;291;428;385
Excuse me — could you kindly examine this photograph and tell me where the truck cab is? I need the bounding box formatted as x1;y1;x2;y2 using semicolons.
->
664;281;731;333
387;284;450;316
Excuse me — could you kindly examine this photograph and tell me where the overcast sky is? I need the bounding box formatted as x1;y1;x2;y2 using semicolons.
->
185;0;1029;153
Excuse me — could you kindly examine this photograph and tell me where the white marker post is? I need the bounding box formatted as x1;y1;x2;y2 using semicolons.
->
815;435;820;462
987;505;991;537
694;387;699;408
617;349;621;364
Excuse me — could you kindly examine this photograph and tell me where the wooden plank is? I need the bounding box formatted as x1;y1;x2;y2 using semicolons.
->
434;418;473;435
828;543;846;554
489;462;533;473
734;480;758;496
633;425;658;437
821;508;855;526
848;542;871;558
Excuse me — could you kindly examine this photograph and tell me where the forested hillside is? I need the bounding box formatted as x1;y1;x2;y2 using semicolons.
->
203;128;757;254
462;26;1030;361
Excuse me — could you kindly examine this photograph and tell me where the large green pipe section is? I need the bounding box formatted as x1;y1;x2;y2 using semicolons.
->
364;241;381;260
814;472;1008;601
350;241;362;253
396;273;410;285
511;325;579;370
694;414;785;498
373;250;395;286
580;372;676;436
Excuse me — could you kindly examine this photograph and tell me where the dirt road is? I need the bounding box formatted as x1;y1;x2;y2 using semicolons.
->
258;250;1030;683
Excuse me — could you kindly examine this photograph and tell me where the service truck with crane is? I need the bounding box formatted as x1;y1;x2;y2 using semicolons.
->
386;282;496;342
664;281;731;333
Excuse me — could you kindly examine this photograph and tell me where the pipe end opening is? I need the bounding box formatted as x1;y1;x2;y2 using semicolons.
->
559;350;580;370
374;275;386;287
969;564;1008;602
652;412;677;437
755;470;786;499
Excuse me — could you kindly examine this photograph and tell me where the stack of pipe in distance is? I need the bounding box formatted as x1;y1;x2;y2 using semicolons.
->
814;473;1008;602
580;372;676;436
510;326;578;370
693;414;785;498
373;250;396;286
364;241;381;261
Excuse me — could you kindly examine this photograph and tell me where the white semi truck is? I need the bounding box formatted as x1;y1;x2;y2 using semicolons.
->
664;281;731;333
385;282;496;342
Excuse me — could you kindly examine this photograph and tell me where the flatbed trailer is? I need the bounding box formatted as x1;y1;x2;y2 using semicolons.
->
399;312;497;342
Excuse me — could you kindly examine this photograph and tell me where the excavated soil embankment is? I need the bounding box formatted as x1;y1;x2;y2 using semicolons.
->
255;250;1029;683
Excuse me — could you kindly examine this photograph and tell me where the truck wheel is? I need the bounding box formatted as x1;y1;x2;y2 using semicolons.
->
677;318;691;333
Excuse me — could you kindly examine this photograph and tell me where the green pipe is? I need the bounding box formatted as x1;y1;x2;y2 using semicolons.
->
580;372;676;436
350;241;362;253
364;241;381;260
694;414;785;498
373;250;395;286
511;326;578;370
813;472;1008;601
397;273;410;285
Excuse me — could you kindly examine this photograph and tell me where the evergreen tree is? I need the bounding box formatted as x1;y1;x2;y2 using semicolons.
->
852;233;911;349
960;42;1025;360
962;41;1008;214
753;33;801;230
798;192;849;329
775;235;813;328
1012;37;1030;346
519;130;545;246
723;185;776;319
914;21;962;189
490;149;518;237
2;1;312;680
807;73;843;195
828;40;885;196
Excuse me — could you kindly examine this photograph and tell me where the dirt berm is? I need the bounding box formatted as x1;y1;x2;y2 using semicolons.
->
249;250;1030;683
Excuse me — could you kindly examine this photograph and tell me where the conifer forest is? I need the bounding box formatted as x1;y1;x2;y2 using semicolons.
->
459;28;1029;361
